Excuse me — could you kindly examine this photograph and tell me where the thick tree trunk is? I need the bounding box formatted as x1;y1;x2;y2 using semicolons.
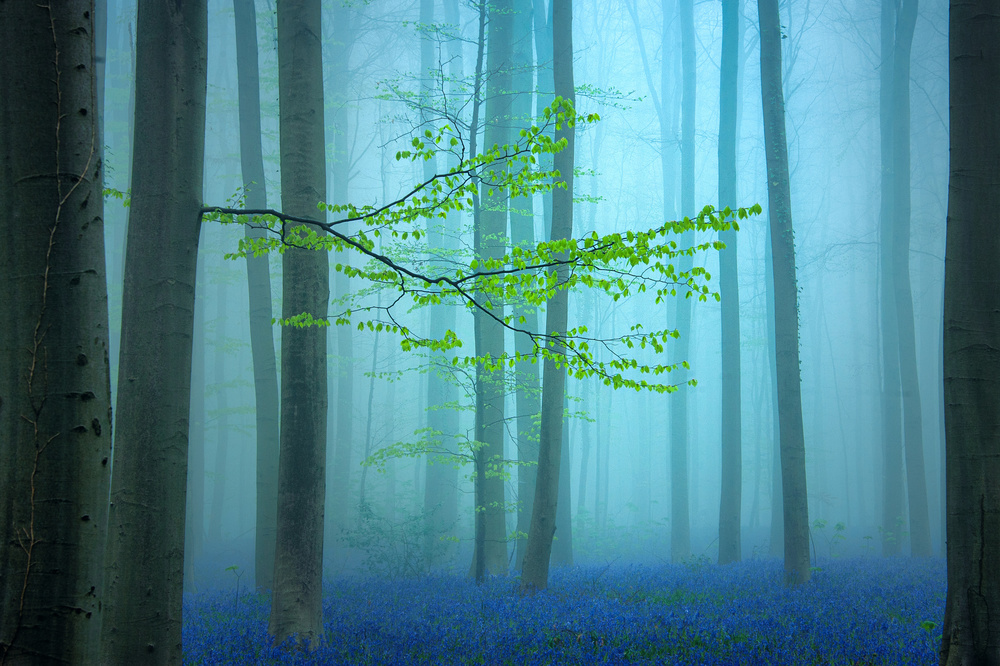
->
475;0;514;577
233;0;280;590
0;4;112;661
100;1;207;661
757;0;810;586
939;0;1000;660
717;0;742;566
268;0;329;648
520;0;574;593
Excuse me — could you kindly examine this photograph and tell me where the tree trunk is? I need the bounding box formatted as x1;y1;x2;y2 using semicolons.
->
552;392;574;565
717;0;742;566
268;0;329;648
511;0;541;573
757;0;810;586
670;0;695;564
878;0;906;557
233;0;281;590
423;0;463;566
208;285;230;543
328;0;355;542
520;0;574;593
889;0;932;557
939;0;1000;660
184;260;207;594
0;4;112;661
475;0;513;577
100;1;207;660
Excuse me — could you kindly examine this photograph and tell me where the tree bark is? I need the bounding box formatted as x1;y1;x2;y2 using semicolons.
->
475;0;514;577
889;0;932;558
268;0;329;648
669;0;695;564
757;0;810;586
233;0;281;590
939;0;1000;660
0;3;112;661
511;0;541;573
717;0;742;566
520;0;574;593
100;1;207;660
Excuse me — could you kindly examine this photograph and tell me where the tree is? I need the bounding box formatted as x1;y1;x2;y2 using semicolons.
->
0;3;112;661
717;0;742;566
100;0;207;660
268;0;329;647
670;0;696;563
234;0;281;591
879;0;931;557
475;0;514;577
757;0;811;586
520;0;575;593
939;0;1000;659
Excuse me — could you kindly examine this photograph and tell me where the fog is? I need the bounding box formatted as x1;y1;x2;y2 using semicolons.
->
100;0;948;583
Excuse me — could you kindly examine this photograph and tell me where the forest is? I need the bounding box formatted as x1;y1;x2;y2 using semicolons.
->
0;0;997;663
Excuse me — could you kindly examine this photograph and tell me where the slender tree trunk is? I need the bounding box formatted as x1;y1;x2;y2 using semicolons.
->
717;0;742;566
475;0;514;577
670;0;696;564
878;0;906;557
765;221;783;556
208;287;230;543
268;0;329;648
757;0;810;586
552;392;574;565
233;0;280;590
424;0;462;566
101;1;207;660
329;0;355;540
0;4;112;661
889;0;931;557
939;0;1000;660
511;0;541;573
520;0;574;593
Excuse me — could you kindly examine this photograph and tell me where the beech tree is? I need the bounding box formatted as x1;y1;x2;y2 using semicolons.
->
1;3;112;661
939;0;1000;659
100;1;207;661
757;0;811;586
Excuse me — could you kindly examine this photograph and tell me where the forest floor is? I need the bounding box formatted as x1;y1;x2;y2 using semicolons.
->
182;556;943;664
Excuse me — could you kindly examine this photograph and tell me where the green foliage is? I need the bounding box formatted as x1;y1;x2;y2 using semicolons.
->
201;97;761;393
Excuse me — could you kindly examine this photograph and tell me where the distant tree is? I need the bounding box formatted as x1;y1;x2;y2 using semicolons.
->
878;0;931;557
233;0;280;591
100;0;207;661
268;0;330;648
0;3;112;661
757;0;811;586
717;0;743;566
939;0;1000;660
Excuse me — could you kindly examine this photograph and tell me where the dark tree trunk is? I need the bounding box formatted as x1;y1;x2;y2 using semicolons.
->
0;3;112;661
939;0;1000;660
520;0;574;593
268;0;329;647
184;260;207;594
100;1;207;660
233;0;280;590
757;0;811;586
717;0;742;566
